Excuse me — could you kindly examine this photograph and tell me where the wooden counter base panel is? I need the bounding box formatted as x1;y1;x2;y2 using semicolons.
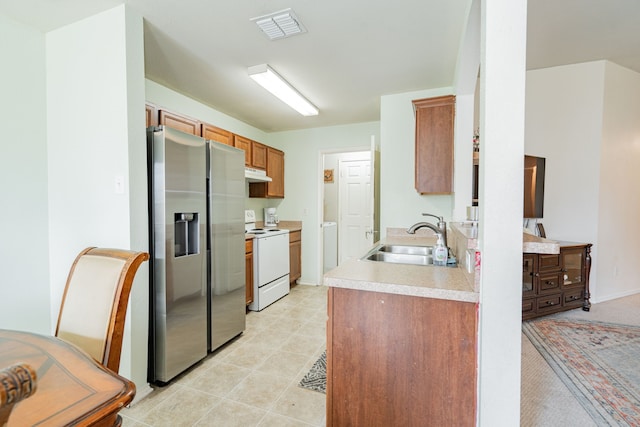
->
326;287;477;426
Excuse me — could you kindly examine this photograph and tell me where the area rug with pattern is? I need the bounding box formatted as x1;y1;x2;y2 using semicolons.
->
299;350;326;394
523;318;640;426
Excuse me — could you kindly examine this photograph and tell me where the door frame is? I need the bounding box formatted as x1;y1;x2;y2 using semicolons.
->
316;141;378;286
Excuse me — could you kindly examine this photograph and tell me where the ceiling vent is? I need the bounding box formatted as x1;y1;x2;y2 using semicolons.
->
251;8;307;40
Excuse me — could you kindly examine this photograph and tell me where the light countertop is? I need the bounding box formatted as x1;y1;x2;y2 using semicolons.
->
323;233;478;303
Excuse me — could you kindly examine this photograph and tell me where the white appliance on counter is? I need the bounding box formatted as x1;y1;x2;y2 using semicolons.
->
264;207;279;227
323;221;338;273
245;210;290;311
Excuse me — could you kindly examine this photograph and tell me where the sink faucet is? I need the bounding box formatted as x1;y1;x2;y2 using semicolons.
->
406;213;448;248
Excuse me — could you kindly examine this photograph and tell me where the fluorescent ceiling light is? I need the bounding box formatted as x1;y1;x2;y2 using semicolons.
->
248;64;319;116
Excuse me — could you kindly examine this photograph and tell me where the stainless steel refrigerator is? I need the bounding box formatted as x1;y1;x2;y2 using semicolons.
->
147;126;245;383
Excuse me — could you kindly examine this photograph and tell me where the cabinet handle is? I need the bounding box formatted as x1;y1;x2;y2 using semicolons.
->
546;301;555;306
545;281;555;286
534;273;539;277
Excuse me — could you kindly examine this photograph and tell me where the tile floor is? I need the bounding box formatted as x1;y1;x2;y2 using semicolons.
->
121;284;328;427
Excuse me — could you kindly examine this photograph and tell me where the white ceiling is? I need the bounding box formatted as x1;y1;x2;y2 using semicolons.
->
1;0;639;132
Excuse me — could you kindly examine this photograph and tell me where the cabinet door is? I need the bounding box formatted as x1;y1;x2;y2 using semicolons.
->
233;135;252;166
159;110;201;136
249;147;285;198
266;148;285;197
412;95;455;194
522;254;536;298
245;240;253;305
289;231;302;283
251;142;267;170
561;247;585;286
202;124;232;146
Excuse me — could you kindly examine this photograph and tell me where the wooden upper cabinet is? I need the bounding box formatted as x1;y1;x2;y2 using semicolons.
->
249;147;285;198
159;110;201;136
233;135;252;167
412;95;455;194
145;103;158;128
251;142;267;170
202;124;232;146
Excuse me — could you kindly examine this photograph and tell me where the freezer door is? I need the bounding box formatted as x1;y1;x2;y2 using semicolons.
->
150;126;208;383
207;141;246;351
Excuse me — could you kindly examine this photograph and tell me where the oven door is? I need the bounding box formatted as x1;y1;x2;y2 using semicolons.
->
254;233;290;286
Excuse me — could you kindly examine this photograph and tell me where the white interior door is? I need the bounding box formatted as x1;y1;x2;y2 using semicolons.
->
339;156;373;263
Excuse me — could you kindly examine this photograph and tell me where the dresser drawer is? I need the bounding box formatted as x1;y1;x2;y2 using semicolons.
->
539;254;561;271
538;272;563;294
536;294;562;313
563;288;585;308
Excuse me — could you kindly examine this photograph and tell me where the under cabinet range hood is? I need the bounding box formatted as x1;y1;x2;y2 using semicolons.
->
245;167;272;182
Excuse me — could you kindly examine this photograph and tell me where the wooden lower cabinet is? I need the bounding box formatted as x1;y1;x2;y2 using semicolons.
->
522;242;592;320
327;287;478;426
289;230;301;284
245;239;254;306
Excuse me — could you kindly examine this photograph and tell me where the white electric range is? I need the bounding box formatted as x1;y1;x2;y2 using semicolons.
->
245;210;290;311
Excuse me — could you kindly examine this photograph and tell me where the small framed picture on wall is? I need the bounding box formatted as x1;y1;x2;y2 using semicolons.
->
324;169;334;183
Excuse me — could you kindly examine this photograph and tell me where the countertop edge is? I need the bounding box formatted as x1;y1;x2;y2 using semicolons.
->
324;275;478;303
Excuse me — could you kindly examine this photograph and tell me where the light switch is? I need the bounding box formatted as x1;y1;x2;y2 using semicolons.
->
114;175;125;194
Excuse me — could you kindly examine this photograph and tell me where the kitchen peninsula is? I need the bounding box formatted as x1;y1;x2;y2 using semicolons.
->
323;225;478;426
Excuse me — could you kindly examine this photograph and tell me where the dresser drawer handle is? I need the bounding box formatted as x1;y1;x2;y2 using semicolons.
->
545;301;555;306
545;281;556;286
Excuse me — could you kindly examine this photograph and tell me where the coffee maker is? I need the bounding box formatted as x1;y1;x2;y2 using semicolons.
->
264;207;279;227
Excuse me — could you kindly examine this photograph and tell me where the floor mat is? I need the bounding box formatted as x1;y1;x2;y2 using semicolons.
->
298;351;326;394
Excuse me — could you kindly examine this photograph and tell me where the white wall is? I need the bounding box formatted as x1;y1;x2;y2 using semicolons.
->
323;153;339;222
46;5;150;395
270;122;381;285
0;14;51;334
597;62;640;300
526;61;640;302
477;0;527;424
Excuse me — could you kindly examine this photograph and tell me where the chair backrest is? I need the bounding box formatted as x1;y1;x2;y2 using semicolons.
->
55;247;149;373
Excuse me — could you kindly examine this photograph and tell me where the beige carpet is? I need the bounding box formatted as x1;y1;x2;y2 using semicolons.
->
521;293;640;426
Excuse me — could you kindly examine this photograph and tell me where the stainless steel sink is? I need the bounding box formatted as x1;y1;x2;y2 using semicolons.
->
363;247;434;266
378;245;433;256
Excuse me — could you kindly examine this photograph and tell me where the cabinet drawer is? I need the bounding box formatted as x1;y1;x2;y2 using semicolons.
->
536;294;562;313
289;230;301;243
539;254;561;271
563;288;584;307
245;239;253;254
522;298;535;315
538;272;562;294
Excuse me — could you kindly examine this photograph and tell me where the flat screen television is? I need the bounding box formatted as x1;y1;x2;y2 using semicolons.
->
524;155;545;218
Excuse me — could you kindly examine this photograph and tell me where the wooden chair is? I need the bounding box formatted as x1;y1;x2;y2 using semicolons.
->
55;247;149;373
0;363;37;427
